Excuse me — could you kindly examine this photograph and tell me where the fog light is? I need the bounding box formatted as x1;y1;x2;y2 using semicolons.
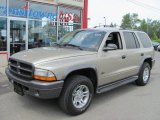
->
34;90;40;97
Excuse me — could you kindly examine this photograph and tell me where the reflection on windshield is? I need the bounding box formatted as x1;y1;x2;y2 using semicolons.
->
57;30;106;51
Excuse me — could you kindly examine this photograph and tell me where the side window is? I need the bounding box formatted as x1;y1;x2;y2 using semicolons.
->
123;32;139;49
137;32;152;48
105;32;123;49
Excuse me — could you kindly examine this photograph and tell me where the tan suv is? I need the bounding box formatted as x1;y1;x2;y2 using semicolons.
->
6;28;155;115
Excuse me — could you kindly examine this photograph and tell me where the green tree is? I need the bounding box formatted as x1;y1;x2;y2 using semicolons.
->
152;32;158;40
121;13;132;29
121;13;160;41
113;23;117;27
139;19;147;33
110;23;117;27
131;13;141;29
110;22;114;27
150;20;160;39
121;13;140;29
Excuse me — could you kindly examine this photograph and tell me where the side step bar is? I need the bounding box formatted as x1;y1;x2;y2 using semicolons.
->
96;76;138;94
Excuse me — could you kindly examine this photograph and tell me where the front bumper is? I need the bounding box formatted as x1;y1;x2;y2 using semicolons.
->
5;68;64;99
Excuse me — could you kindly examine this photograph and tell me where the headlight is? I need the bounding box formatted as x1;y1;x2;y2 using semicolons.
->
34;68;57;82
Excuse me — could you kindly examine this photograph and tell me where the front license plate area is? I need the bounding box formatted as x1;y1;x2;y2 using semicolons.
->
14;82;24;96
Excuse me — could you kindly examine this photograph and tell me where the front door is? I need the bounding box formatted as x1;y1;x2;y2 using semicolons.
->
9;19;27;55
99;50;127;85
98;32;128;86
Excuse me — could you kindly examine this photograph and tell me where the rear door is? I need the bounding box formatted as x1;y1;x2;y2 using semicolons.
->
121;31;142;77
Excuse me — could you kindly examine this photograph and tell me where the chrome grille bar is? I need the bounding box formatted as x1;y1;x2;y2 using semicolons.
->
9;58;34;79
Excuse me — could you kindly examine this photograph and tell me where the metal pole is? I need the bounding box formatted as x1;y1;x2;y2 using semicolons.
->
104;17;106;27
87;18;91;28
147;18;149;35
56;6;59;42
6;0;10;57
26;1;29;51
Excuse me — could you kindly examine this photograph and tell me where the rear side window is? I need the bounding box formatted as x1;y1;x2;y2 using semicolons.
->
123;32;140;49
137;32;152;48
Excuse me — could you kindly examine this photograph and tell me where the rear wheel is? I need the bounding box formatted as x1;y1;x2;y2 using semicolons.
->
59;75;94;115
136;62;151;86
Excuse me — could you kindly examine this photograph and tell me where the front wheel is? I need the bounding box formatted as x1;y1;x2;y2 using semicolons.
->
59;75;94;115
136;62;151;86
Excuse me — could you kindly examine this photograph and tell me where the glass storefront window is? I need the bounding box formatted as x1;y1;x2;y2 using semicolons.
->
73;24;82;30
29;3;57;21
9;0;28;18
58;24;81;39
0;18;7;51
0;0;83;54
59;6;82;24
0;0;7;16
28;20;57;49
58;6;82;39
10;20;26;55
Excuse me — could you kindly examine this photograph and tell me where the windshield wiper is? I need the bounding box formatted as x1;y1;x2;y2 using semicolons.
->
63;44;83;50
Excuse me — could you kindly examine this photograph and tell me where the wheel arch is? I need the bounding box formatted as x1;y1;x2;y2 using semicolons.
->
138;57;153;75
143;58;153;69
63;67;98;92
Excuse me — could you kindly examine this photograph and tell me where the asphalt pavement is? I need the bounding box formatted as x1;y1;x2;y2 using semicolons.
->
0;52;160;120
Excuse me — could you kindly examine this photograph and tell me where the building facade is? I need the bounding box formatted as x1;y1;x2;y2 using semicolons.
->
0;0;88;56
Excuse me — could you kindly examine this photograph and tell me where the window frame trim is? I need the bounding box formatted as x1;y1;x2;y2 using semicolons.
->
132;32;140;48
103;32;123;50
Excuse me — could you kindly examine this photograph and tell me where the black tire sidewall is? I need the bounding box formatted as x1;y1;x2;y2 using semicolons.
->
137;62;151;86
68;80;93;115
60;75;94;115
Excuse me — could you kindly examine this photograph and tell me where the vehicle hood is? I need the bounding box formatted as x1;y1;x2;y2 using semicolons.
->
10;47;97;65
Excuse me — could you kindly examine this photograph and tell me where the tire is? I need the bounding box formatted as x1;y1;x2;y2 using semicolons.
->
136;62;151;86
59;75;94;115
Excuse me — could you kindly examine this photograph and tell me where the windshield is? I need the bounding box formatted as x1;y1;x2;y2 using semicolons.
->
57;30;106;51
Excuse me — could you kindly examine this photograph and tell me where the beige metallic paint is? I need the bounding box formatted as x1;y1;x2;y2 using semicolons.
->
10;29;154;87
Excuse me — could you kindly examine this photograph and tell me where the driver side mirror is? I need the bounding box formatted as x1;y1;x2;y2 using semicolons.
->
103;43;118;51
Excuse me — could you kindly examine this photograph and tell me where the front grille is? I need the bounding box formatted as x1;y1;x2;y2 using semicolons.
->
9;58;34;79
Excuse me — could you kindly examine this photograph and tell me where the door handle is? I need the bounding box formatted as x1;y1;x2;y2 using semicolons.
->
122;55;126;59
141;53;144;56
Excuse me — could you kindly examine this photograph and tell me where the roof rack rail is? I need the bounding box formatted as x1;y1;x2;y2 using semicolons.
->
93;25;120;30
119;27;142;31
92;26;143;32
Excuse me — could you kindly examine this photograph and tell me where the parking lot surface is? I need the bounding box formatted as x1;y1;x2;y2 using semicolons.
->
0;52;160;120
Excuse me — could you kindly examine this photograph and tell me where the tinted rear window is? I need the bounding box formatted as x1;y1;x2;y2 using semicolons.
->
123;32;139;49
137;32;152;48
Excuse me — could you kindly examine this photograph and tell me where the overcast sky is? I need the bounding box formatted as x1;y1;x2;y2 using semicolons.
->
88;0;160;28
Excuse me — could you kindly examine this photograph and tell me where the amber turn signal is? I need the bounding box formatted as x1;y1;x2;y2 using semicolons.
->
34;75;57;82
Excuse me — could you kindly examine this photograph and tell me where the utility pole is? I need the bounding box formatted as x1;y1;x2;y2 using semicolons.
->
147;18;149;35
104;17;106;27
87;18;91;28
